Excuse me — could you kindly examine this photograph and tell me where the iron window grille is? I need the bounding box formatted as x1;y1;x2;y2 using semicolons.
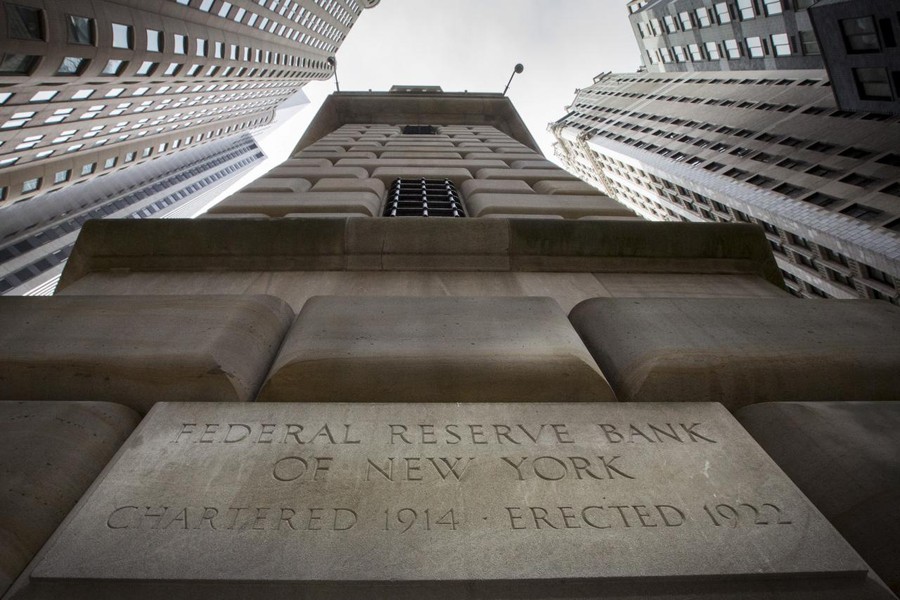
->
383;178;466;218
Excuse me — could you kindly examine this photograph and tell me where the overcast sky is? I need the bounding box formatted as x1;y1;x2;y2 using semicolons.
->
288;1;642;162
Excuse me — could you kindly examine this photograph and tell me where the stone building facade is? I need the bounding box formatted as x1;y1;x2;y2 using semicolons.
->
0;0;378;206
0;88;898;599
551;69;900;303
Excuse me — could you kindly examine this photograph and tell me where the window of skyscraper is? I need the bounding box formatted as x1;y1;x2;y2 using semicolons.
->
715;2;732;23
21;178;40;193
147;29;163;52
67;15;94;45
840;18;881;53
6;4;43;40
705;42;721;59
136;61;158;76
666;15;680;33
0;53;38;75
199;0;214;12
71;89;93;99
724;39;741;58
771;33;791;56
102;59;127;75
57;57;88;75
763;0;783;15
54;170;70;184
695;8;712;27
174;34;187;55
111;23;133;49
746;37;765;57
688;44;704;61
30;91;57;102
736;0;755;20
798;30;820;55
853;68;892;100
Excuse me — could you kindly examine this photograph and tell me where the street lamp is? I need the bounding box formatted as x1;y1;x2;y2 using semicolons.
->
502;63;525;96
327;56;340;92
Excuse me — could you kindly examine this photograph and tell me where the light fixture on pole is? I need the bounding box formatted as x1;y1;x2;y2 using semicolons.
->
502;63;525;96
327;56;340;92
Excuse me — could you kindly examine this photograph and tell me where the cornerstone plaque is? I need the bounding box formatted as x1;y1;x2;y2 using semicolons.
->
16;402;890;599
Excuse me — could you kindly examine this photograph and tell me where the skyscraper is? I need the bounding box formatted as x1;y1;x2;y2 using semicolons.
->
1;86;898;598
551;70;900;303
0;0;379;206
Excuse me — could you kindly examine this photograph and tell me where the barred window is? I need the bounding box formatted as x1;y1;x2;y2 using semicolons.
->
383;179;466;218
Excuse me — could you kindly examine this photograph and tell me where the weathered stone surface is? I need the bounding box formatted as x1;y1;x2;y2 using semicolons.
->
258;296;614;403
0;401;139;596
370;167;473;187
736;402;900;594
209;192;382;217
11;402;892;599
240;178;311;194
310;177;386;197
476;168;579;185
467;193;635;219
533;180;603;195
569;298;900;410
460;179;534;197
0;295;295;413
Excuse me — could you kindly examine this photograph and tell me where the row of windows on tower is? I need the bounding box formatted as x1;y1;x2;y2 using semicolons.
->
4;1;344;50
636;0;810;38
648;33;803;65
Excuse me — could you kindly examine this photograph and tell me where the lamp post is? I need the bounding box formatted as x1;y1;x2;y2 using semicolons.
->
327;56;340;92
502;63;525;96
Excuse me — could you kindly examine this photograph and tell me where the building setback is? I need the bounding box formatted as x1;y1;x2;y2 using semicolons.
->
551;69;900;304
0;87;898;598
0;0;379;206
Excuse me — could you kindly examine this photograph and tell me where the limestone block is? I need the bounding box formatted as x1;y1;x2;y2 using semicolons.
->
344;217;510;271
285;213;369;219
335;159;506;178
12;402;893;599
0;295;295;413
310;177;386;197
0;401;139;596
258;296;615;403
197;213;270;219
463;152;545;162
467;193;637;219
379;151;463;159
460;179;534;197
475;168;579;186
481;214;564;219
331;151;378;159
291;151;346;159
240;178;311;194
509;159;557;169
568;298;900;410
578;215;643;221
533;180;605;195
209;192;382;217
736;401;900;594
264;167;368;185
279;158;332;168
370;167;473;187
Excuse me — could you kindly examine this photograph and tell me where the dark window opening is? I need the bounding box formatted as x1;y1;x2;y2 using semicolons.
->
383;178;466;218
401;125;438;135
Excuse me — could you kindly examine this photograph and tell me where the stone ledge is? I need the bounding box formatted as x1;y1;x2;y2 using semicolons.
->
568;298;900;410
736;401;900;595
0;295;295;413
258;296;615;403
0;401;140;597
57;219;784;289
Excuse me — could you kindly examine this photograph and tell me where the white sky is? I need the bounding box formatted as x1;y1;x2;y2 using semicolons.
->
288;1;642;162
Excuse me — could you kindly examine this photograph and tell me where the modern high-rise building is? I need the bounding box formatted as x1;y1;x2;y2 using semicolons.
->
627;0;823;73
551;69;900;303
0;87;898;599
0;0;379;206
0;130;265;296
